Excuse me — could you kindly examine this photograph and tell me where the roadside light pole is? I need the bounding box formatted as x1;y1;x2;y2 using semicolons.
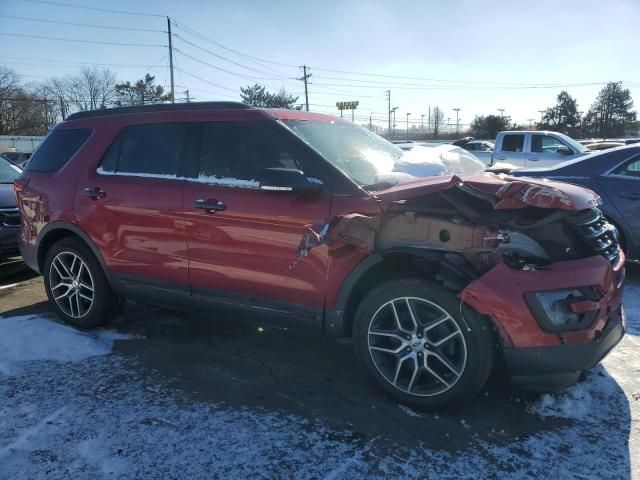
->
406;113;411;140
391;106;398;140
453;108;461;136
498;108;505;118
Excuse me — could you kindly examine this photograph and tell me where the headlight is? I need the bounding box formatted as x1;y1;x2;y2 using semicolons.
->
525;288;599;332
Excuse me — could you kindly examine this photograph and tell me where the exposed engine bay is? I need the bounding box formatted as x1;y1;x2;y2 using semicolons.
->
295;176;622;275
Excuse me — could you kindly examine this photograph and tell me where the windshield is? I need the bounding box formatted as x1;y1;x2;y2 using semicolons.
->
0;157;21;183
284;120;485;189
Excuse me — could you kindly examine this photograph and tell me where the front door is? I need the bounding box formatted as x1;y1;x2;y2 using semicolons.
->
598;155;640;246
182;120;333;320
527;133;575;168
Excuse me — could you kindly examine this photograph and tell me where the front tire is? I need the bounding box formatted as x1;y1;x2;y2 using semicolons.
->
353;278;495;410
43;237;116;329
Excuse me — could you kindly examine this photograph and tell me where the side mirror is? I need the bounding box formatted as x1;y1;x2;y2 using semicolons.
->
557;145;573;156
259;168;324;194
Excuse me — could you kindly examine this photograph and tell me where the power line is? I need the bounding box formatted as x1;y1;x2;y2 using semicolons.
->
170;19;298;70
174;67;238;93
172;33;292;80
0;32;165;47
0;14;165;32
21;0;165;17
174;48;287;83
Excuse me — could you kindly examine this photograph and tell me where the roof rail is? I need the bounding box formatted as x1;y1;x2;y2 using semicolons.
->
66;101;251;121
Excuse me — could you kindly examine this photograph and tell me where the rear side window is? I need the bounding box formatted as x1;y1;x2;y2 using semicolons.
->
501;134;524;152
25;129;91;172
100;123;189;177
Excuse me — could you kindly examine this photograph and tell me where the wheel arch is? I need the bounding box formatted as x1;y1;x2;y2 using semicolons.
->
37;221;116;291
326;247;478;338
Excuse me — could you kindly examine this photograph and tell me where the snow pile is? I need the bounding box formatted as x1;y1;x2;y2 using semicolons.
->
0;315;132;375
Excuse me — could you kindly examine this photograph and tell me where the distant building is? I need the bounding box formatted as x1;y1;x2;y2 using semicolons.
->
0;136;45;153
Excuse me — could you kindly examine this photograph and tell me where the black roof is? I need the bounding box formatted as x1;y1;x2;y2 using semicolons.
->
66;101;251;121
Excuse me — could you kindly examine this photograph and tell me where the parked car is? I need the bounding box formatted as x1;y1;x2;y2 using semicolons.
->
453;138;494;164
16;102;625;409
1;151;31;166
0;156;21;259
491;131;591;169
512;144;640;263
587;142;625;151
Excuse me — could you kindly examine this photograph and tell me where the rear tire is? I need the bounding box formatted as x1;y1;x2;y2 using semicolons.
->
43;237;116;329
353;278;495;410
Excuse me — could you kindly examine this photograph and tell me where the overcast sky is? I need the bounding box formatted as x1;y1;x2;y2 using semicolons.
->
1;0;639;129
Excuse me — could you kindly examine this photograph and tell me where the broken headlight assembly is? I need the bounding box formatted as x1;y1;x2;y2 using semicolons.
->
495;231;551;270
524;288;600;332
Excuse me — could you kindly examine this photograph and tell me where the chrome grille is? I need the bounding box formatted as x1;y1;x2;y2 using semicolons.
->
0;207;19;227
569;209;621;265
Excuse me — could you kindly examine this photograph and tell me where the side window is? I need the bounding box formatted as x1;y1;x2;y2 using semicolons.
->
531;135;569;154
25;129;91;172
99;123;190;177
465;143;478;151
197;122;314;187
611;157;640;178
501;134;524;152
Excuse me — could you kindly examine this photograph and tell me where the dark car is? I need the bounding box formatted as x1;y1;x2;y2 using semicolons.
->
15;102;625;409
512;144;640;262
1;151;31;166
0;156;21;259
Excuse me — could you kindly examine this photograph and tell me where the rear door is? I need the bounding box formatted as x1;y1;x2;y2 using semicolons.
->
527;133;575;168
76;122;194;294
182;120;333;321
494;133;526;168
598;155;640;245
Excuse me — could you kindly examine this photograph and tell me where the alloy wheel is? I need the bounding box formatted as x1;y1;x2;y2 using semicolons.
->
367;297;467;397
49;251;95;319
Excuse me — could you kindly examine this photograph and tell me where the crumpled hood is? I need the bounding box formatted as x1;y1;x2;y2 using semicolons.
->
374;173;601;211
0;183;17;208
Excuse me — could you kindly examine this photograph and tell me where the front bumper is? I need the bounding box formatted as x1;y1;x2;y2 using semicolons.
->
503;306;625;375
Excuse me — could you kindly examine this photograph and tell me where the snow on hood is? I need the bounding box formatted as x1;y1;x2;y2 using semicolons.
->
394;145;486;178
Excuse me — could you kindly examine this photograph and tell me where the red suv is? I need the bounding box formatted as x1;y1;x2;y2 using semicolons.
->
16;103;626;409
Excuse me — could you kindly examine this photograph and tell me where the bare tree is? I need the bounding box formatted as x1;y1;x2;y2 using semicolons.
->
430;106;445;138
67;66;116;111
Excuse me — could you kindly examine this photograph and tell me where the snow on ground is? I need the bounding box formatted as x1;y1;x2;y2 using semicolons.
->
0;315;133;376
0;313;638;479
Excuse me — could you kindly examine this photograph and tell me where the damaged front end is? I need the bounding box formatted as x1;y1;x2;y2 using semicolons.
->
299;174;625;359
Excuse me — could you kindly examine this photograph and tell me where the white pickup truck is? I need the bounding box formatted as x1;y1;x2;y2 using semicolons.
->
491;130;591;169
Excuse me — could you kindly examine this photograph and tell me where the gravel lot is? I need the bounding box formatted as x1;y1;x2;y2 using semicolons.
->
1;256;639;479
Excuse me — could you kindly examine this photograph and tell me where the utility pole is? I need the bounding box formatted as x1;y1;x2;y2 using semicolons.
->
386;90;391;139
428;106;431;132
406;112;411;140
421;114;425;133
167;17;175;104
538;109;545;123
498;108;505;118
527;118;534;128
298;66;311;111
186;90;190;103
453;108;461;136
369;114;372;131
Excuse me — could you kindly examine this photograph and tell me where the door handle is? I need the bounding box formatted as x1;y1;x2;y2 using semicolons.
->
193;198;226;212
82;187;106;199
495;156;506;160
528;157;540;161
618;192;640;201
